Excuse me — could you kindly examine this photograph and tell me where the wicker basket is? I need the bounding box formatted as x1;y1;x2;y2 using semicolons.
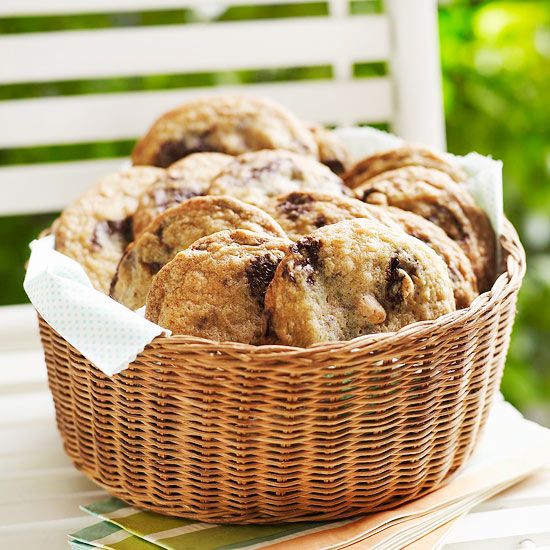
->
38;219;525;524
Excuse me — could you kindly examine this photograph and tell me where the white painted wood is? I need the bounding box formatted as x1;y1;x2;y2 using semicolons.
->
0;517;98;550
0;446;71;475
0;391;55;426
0;470;99;505
0;491;106;525
442;505;550;549
1;422;60;455
0;158;126;216
0;0;316;16
0;16;389;84
0;304;45;350
0;78;391;149
385;0;446;150
0;350;47;387
473;467;550;511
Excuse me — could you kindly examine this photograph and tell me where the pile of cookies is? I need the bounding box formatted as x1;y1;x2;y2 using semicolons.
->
53;95;496;347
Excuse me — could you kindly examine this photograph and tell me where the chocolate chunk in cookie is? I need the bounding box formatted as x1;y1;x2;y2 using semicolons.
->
145;229;291;343
264;219;455;346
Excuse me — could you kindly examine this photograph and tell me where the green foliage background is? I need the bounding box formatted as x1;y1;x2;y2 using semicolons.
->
0;0;548;420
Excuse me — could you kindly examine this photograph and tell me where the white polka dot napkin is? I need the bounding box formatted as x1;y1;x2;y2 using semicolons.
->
23;235;169;376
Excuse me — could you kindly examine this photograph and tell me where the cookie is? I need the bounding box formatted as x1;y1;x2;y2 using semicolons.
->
264;219;456;347
385;207;478;308
208;149;348;211
131;95;317;167
354;166;496;291
132;152;233;237
343;145;466;189
266;191;401;240
55;166;165;293
111;196;287;310
307;123;352;175
146;229;291;343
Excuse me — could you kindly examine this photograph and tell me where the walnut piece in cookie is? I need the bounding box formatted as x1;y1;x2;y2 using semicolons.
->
266;191;401;240
145;229;291;343
263;219;456;347
307;123;352;175
54;166;165;293
208;149;348;211
111;196;287;310
131;95;317;167
343;144;466;189
384;207;478;308
132;152;232;237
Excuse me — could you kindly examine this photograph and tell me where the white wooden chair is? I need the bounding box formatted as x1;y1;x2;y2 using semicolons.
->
1;2;548;548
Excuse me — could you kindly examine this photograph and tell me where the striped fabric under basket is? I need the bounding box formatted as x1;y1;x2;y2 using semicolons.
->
40;219;525;524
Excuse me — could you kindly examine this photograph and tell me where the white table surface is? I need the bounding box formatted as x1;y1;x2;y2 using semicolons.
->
1;305;549;550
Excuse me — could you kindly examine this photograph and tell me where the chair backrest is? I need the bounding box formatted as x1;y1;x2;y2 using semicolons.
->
0;0;444;217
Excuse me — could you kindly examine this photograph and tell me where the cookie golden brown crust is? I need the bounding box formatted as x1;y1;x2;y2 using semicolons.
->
111;196;287;310
354;166;496;291
208;149;348;211
132;152;233;237
54;166;165;293
131;95;317;167
145;229;291;343
343;145;466;189
263;219;456;347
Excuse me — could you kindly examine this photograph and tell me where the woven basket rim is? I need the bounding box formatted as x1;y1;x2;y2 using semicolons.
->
134;218;525;357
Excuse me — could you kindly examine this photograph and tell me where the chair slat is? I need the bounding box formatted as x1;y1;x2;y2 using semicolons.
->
0;0;318;17
0;78;391;149
0;16;389;84
0;159;126;215
0;304;42;351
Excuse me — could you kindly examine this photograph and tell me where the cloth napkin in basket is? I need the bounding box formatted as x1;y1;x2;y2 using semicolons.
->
68;400;550;550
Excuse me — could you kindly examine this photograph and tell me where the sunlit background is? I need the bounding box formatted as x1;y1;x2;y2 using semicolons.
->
0;0;548;423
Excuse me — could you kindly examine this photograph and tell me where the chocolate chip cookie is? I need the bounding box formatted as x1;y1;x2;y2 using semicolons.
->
208;149;348;211
264;219;456;346
111;196;287;310
146;229;291;343
55;166;165;293
344;145;466;189
385;207;478;308
354;166;496;291
132;152;233;237
266;191;400;240
131;95;317;167
307;123;352;175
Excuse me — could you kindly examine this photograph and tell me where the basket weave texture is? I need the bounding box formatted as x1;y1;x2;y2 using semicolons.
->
39;220;525;524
